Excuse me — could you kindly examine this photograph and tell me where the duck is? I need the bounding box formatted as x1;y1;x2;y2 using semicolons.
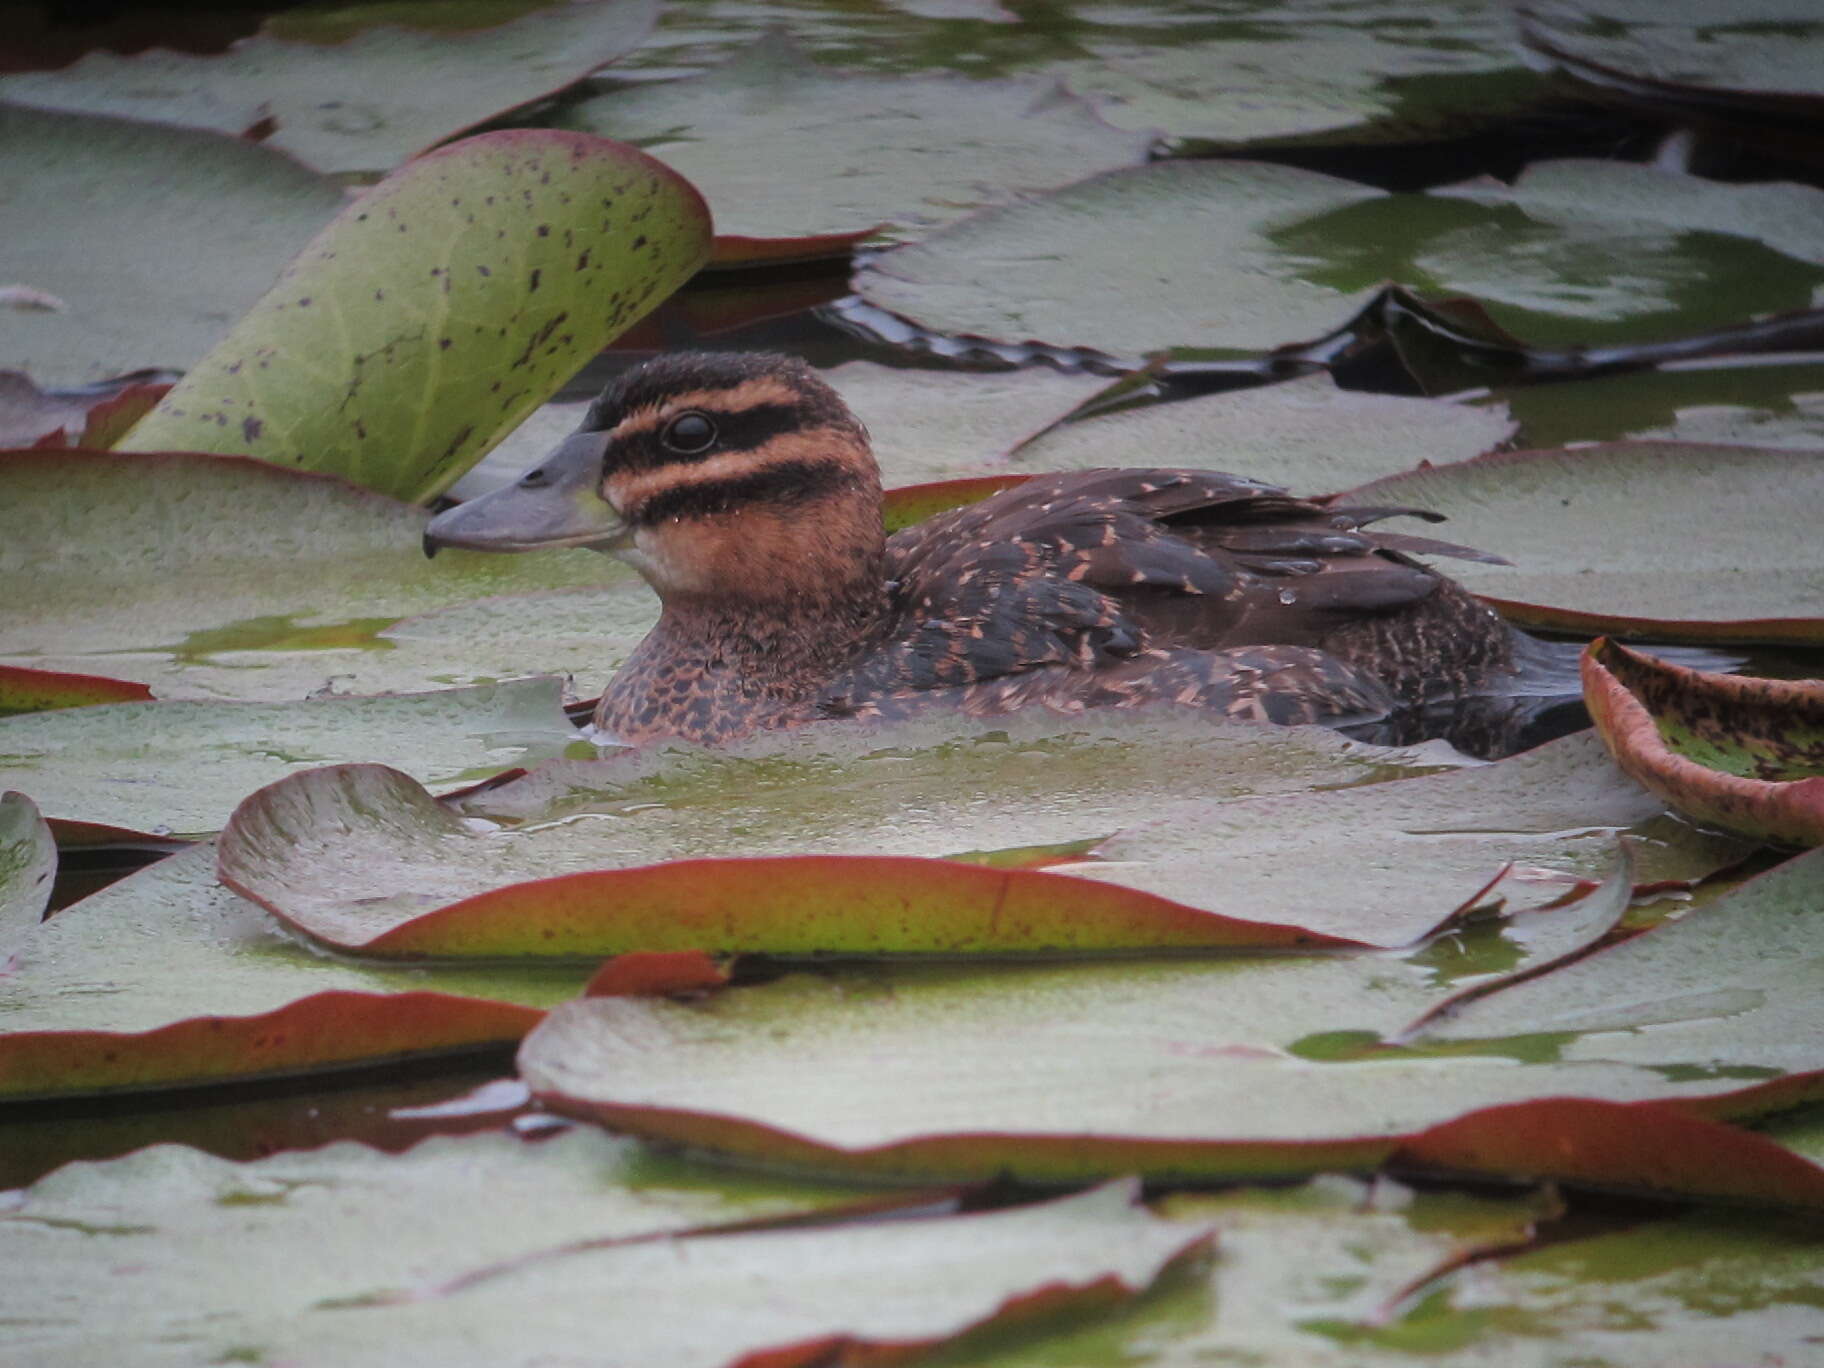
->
423;351;1524;747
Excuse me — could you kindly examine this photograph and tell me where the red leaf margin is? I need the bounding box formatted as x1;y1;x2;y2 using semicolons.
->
1582;637;1824;847
0;990;540;1101
0;662;154;715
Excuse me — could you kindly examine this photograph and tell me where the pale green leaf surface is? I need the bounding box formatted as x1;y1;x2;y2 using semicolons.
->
1011;372;1516;491
0;791;54;954
119;130;711;502
0;1127;877;1368
1523;0;1824;99
0;677;578;838
0;451;636;702
0;103;344;387
0;1;659;175
1343;442;1824;637
220;709;1455;946
560;35;1151;241
0;842;585;1038
0;1157;1204;1368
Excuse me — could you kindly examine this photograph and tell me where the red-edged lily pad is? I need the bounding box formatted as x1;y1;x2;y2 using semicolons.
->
1342;442;1824;644
0;663;152;716
1583;637;1824;847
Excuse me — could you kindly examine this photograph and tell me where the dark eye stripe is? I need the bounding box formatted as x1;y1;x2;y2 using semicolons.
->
626;401;807;467
632;458;857;525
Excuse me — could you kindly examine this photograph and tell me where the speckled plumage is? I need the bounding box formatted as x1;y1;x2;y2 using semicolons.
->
458;353;1524;746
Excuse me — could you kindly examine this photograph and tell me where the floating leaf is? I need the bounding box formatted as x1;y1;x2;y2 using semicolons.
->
855;158;1824;355
0;790;54;953
120;130;712;503
1342;442;1824;644
214;711;1444;958
0;449;634;702
0;1;659;176
559;35;1150;243
1583;638;1824;847
0;1155;1204;1368
0;677;577;839
0;843;586;1099
0;103;344;387
0;663;152;716
1010;372;1516;492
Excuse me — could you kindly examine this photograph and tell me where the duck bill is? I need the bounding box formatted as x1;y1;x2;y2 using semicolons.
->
422;430;628;556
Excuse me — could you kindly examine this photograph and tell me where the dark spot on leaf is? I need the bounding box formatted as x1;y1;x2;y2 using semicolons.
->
536;224;550;237
242;416;263;442
476;265;491;277
298;297;311;306
374;289;384;301
355;419;368;439
632;235;647;249
439;338;452;350
577;251;590;270
528;268;541;292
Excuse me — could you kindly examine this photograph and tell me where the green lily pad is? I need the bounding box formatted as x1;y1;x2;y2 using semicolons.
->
1491;356;1824;451
1063;0;1536;147
559;35;1151;243
119;130;712;503
0;1156;1206;1368
212;710;1454;956
1408;843;1824;1095
856;160;1388;357
1009;372;1516;493
0;841;587;1099
0;1;659;176
0;676;578;839
1583;638;1824;847
1342;442;1824;644
0;103;345;388
0;790;53;954
1520;0;1824;102
0;663;153;716
854;158;1824;355
0;449;631;701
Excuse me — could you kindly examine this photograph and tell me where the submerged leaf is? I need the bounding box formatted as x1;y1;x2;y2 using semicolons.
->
120;130;712;503
1583;638;1824;846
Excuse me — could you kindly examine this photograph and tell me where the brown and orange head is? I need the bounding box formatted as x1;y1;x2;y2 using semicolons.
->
425;352;886;610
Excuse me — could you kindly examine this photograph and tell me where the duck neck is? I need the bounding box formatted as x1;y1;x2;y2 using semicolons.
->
595;570;892;745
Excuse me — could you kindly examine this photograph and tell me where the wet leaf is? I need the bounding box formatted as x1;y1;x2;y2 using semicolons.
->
0;1126;884;1359
0;842;583;1099
1583;638;1824;847
0;103;345;387
1010;372;1515;493
559;34;1150;243
1;1158;1205;1368
0;676;577;839
0;0;659;175
0;790;54;953
855;158;1824;355
882;474;1032;533
0;663;152;717
1406;844;1824;1114
120;130;712;503
0;449;634;702
213;711;1445;957
1342;442;1824;644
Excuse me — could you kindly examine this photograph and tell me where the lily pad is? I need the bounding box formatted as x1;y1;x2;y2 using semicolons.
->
212;710;1451;957
120;130;713;503
559;35;1151;243
0;449;631;701
0;1157;1206;1368
856;160;1388;357
0;790;54;953
0;0;659;176
855;157;1824;355
0;103;345;387
1342;441;1824;644
1009;371;1516;492
0;842;584;1099
0;676;578;839
1583;638;1824;847
0;663;153;716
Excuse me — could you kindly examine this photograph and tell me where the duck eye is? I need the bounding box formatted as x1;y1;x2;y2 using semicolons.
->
661;412;717;455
